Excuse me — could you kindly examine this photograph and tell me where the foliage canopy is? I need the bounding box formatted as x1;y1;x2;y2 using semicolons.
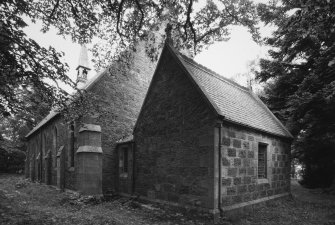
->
257;0;335;187
1;0;261;119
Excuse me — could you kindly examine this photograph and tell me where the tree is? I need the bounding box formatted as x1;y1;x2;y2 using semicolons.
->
0;85;51;173
2;0;263;122
0;1;76;117
0;135;26;173
27;0;260;69
256;0;335;188
1;0;262;118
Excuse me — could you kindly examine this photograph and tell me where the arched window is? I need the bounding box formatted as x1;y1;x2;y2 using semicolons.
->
42;133;46;156
53;127;57;167
69;123;75;167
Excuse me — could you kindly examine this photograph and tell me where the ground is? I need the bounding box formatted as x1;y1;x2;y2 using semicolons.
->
0;174;335;225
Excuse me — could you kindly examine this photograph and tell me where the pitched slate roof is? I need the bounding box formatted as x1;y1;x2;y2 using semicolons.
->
25;110;59;138
168;44;293;138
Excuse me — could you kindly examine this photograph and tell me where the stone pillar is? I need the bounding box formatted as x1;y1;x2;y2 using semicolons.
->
76;124;103;195
57;146;65;189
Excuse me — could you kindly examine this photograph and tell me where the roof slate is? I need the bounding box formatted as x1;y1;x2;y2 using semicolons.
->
173;48;292;138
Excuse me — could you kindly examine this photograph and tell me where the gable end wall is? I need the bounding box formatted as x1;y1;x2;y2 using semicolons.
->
134;48;217;210
25;43;156;194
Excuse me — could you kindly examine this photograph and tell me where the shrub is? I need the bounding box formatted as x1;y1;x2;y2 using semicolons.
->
0;148;25;173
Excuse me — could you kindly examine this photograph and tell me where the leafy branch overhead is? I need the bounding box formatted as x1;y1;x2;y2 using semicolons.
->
0;1;75;117
29;0;260;68
1;0;261;118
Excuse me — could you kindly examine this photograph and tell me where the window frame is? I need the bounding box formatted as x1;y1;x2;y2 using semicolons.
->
257;142;269;183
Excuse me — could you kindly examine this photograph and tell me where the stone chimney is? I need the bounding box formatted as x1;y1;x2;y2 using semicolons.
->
76;45;91;89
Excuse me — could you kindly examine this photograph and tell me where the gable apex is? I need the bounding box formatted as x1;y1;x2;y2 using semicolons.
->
135;42;293;139
133;42;220;132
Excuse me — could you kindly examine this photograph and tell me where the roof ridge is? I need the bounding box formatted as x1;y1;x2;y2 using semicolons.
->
179;53;249;92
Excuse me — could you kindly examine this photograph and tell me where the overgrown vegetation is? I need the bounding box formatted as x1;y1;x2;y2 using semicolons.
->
0;150;25;174
1;175;335;225
0;87;50;171
0;134;25;173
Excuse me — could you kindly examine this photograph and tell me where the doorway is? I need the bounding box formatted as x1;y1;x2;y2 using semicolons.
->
117;143;134;195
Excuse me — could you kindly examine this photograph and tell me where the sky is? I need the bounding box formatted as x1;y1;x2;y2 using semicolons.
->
23;1;273;89
195;25;272;84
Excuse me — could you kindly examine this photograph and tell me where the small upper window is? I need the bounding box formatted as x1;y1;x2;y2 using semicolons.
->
258;143;267;179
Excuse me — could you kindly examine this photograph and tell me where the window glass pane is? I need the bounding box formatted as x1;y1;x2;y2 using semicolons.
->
258;144;267;178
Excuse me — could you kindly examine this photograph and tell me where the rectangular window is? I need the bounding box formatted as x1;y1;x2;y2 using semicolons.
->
258;143;267;179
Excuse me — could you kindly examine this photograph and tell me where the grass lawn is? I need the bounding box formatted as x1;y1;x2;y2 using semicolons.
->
0;174;334;225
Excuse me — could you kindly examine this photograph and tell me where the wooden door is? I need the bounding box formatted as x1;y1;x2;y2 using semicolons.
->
118;143;134;194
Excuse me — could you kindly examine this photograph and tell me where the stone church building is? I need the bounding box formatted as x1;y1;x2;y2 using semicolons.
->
25;43;155;195
25;37;293;215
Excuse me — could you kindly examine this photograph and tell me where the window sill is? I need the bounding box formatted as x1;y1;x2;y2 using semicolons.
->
257;178;269;184
68;167;75;172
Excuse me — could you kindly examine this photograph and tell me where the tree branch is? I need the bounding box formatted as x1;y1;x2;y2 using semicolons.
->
116;0;127;38
66;0;79;19
196;27;220;43
221;1;243;25
48;0;60;20
134;0;144;34
183;0;197;50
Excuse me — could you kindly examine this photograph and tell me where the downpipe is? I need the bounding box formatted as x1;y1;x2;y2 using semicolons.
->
217;122;223;216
